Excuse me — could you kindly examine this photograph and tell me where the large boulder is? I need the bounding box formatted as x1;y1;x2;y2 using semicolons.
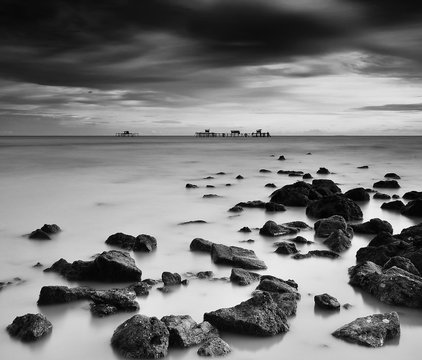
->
230;268;260;285
314;215;348;237
161;315;217;348
332;312;400;347
306;195;363;221
6;313;52;342
211;244;267;270
373;180;400;189
44;250;142;282
204;292;289;336
323;229;352;252
197;337;231;357
190;238;213;253
401;199;422;217
351;218;393;235
111;315;169;359
344;187;370;202
259;221;298;237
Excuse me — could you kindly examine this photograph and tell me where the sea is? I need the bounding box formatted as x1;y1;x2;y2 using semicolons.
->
0;136;421;360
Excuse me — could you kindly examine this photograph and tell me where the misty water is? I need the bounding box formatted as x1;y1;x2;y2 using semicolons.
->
0;136;421;359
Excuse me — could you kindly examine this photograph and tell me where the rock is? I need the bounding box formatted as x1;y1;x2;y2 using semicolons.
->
306;195;363;221
401;199;422;217
44;250;142;282
270;181;312;206
41;224;61;234
190;238;213;253
239;226;251;233
351;218;393;235
111;315;169;359
286;236;313;244
288;172;303;177
256;276;300;298
303;173;313;179
230;268;260;285
228;205;243;213
0;277;24;291
278;170;304;176
204;292;289;336
381;200;405;211
383;256;420;276
343;303;353;310
179;220;207;225
392;194;400;199
344;187;370;202
385;173;401;179
282;221;312;231
197;337;231;357
403;191;422;200
316;167;330;174
373;192;391;200
265;202;286;212
349;261;422;307
259;221;298;237
211;244;267;270
216;172;226;175
314;215;348;237
278;155;286;160
161;315;218;348
293;250;340;260
332;312;400;347
206;185;215;188
367;231;398;247
28;229;51;240
235;175;244;180
133;234;157;252
312;179;342;196
181;279;189;286
306;152;312;155
204;176;214;180
203;194;220;198
236;200;267;208
106;232;136;250
265;183;277;188
225;183;232;187
373;180;400;189
162;272;182;286
259;169;271;173
6;313;52;342
274;242;299;255
129;282;151;296
323;229;352;253
263;292;299;316
197;271;214;279
239;239;255;244
358;165;369;169
33;262;43;268
314;293;340;310
186;183;198;189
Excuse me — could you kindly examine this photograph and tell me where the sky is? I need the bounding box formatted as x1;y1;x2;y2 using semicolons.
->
1;0;422;135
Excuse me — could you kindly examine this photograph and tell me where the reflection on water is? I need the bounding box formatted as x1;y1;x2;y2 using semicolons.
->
0;136;421;359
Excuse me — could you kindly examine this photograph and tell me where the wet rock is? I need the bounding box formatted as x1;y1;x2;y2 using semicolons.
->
259;221;298;237
349;261;422;307
179;220;207;225
381;200;405;211
111;315;169;359
282;221;312;231
129;282;151;296
344;187;370;202
385;173;401;180
203;194;220;198
323;229;352;253
190;238;213;253
28;229;51;240
332;312;400;347
403;191;422;200
368;231;398;247
278;155;286;160
256;276;300;298
316;167;330;174
274;242;299;255
351;218;393;235
197;337;231;357
314;293;340;310
270;181;312;206
106;232;136;250
44;250;142;282
314;215;348;237
216;172;226;175
265;183;277;188
6;313;52;342
196;271;214;279
373;192;391;200
286;236;313;244
239;226;251;233
206;185;215;188
230;268;260;285
41;224;61;234
383;256;420;276
161;315;218;348
306;195;363;221
303;173;313;179
264;202;286;212
133;235;157;252
358;165;369;169
392;194;400;199
259;169;271;173
162;272;182;286
186;183;198;189
293;250;340;260
401;199;422;217
236;200;266;208
211;244;267;270
204;292;289;336
228;205;243;213
373;180;400;189
235;175;244;180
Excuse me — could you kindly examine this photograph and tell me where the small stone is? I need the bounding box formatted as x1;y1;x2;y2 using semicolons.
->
197;337;232;357
314;293;340;310
7;313;52;342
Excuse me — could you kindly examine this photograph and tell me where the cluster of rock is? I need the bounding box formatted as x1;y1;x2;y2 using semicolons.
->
106;232;157;252
28;224;61;240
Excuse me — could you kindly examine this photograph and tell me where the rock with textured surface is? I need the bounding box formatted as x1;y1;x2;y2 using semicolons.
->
28;229;51;240
40;224;61;234
256;276;300;299
274;242;299;255
373;180;400;189
314;293;340;310
190;238;214;253
211;244;267;270
344;187;370;202
374;192;391;200
381;200;405;211
383;256;420;276
162;272;182;286
133;235;157;252
197;337;232;357
403;191;422;200
230;268;260;285
314;215;348;237
351;218;393;235
7;313;52;342
332;312;400;347
306;195;363;221
401;199;422;217
259;220;298;237
323;229;352;253
293;250;340;260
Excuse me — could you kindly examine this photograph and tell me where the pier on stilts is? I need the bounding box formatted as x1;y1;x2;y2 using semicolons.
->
195;129;271;138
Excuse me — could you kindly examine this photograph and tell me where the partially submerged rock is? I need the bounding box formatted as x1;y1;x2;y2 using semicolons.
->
162;272;182;286
306;195;363;221
314;293;340;310
7;313;52;342
332;312;400;347
28;229;51;240
314;215;348;238
351;218;393;235
403;191;422;200
211;244;267;270
316;167;330;175
373;192;391;200
106;233;157;252
344;187;370;202
293;250;340;260
401;199;422;217
381;200;405;211
259;221;298;237
286;236;313;244
228;205;243;213
373;180;400;189
236;200;266;209
265;202;286;212
41;224;61;234
190;238;213;253
179;220;208;225
265;183;277;188
323;229;352;253
230;268;260;285
186;183;198;189
239;226;251;233
256;276;300;299
274;242;299;255
197;337;231;357
384;173;401;180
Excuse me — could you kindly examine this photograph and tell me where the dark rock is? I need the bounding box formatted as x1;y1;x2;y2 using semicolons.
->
204;292;289;336
236;200;267;208
259;221;298;237
293;250;340;260
239;239;255;243
343;303;353;310
256;276;300;298
162;272;182;286
401;199;422;217
264;202;286;212
179;220;207;225
344;187;370;202
111;315;169;359
287;236;313;244
196;271;214;279
314;293;340;310
181;279;189;286
306;195;363;221
392;194;400;199
211;244;267;270
161;315;218;348
314;215;348;237
403;191;422;200
204;176;214;180
265;183;277;188
230;268;260;285
306;152;312;155
216;172;226;175
282;221;312;231
33;262;43;268
186;183;198;189
259;169;271;173
270;181;312;206
357;165;369;169
303;173;313;179
323;229;352;253
288;172;303;177
129;282;151;296
263;292;299;316
133;234;157;252
44;250;142;282
381;200;405;211
143;279;160;286
368;231;398;247
106;232;136;250
332;312;400;347
228;205;243;213
278;155;286;160
203;194;220;198
385;173;401;180
312;179;342;196
28;229;51;240
206;185;215;188
190;238;213;253
278;170;304;176
235;175;244;180
197;337;231;357
383;256;420;276
239;226;251;233
41;224;61;234
351;218;393;235
349;261;422;307
373;180;400;189
0;277;24;292
316;167;330;174
373;192;391;200
7;313;52;342
225;183;232;187
274;242;299;255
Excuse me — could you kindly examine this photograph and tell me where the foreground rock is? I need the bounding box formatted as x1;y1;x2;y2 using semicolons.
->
161;315;218;348
314;293;340;310
332;312;400;347
259;221;298;237
230;268;261;285
204;292;289;336
197;337;231;357
306;195;363;221
351;218;393;235
106;233;157;252
45;250;142;282
111;315;169;359
7;313;52;342
211;244;267;270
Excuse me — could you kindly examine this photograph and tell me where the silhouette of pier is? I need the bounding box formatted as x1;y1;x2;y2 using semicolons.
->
195;129;270;138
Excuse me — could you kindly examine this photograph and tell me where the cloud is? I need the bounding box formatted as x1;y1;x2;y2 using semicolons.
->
358;103;422;111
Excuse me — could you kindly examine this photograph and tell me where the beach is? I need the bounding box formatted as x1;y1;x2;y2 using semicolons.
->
0;135;421;359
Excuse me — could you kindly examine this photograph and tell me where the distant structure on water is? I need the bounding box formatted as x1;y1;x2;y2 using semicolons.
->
195;129;270;138
115;130;139;137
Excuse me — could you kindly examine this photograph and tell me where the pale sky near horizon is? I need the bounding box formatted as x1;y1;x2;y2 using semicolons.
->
1;0;422;135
